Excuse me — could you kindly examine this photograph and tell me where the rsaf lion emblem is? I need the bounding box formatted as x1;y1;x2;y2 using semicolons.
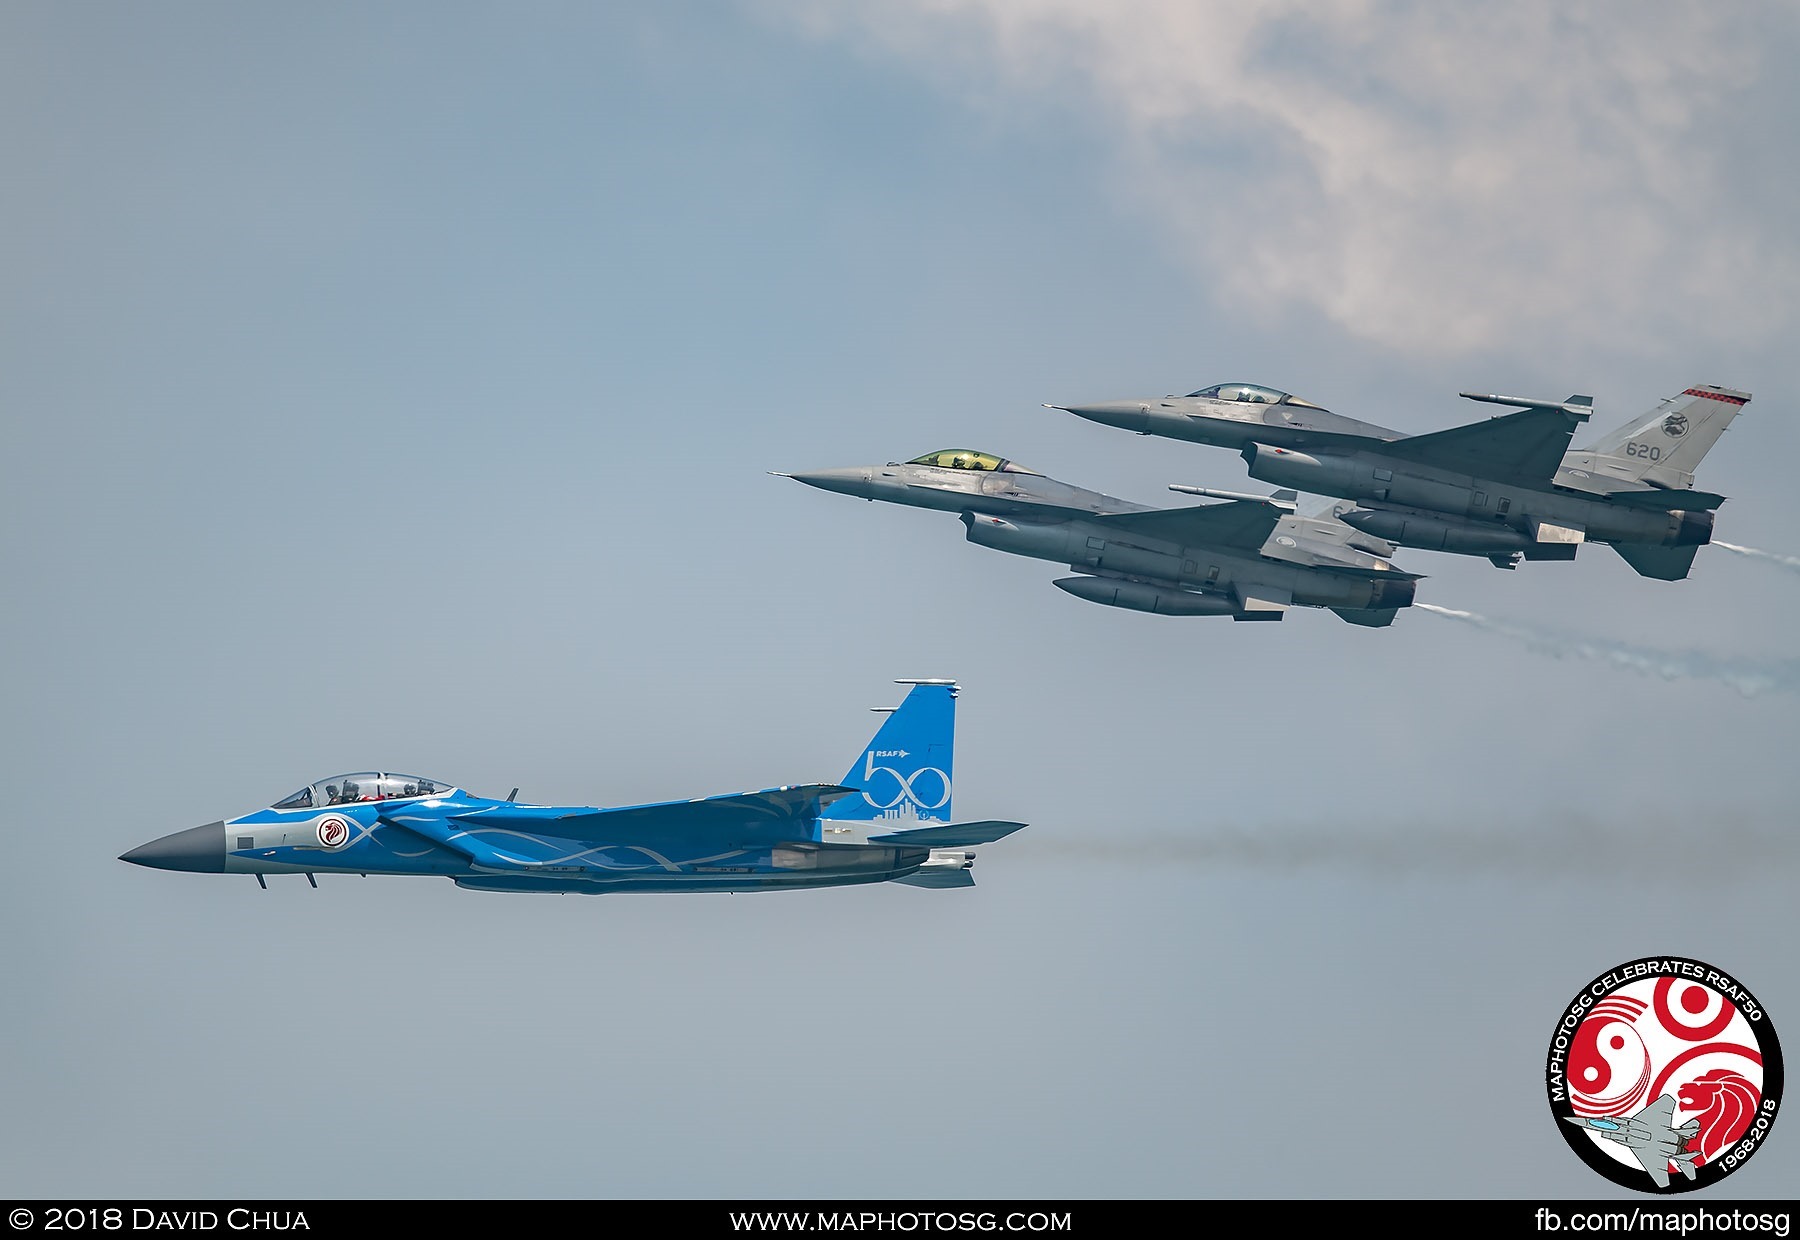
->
1662;413;1689;437
316;815;350;848
1679;1069;1761;1165
1547;958;1783;1193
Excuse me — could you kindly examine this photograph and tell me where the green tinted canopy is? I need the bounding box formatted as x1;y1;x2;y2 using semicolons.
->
905;449;1042;474
1184;383;1330;412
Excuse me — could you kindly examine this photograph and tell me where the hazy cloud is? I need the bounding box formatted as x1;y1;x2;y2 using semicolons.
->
778;2;1799;358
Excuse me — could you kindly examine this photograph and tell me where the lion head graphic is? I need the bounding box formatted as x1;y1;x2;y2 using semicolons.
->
1678;1069;1760;1163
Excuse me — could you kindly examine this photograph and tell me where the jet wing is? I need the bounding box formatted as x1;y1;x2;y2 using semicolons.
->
1629;1096;1681;1188
867;820;1027;847
1383;406;1587;483
449;784;860;844
1094;500;1282;550
1602;488;1728;511
1632;1148;1673;1190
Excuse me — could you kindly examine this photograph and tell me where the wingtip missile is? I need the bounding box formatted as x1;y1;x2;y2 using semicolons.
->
1168;484;1298;511
1458;391;1594;420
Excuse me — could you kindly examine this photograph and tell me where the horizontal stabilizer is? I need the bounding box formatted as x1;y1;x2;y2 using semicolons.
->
1613;542;1700;581
1330;606;1399;628
1603;488;1727;512
1095;499;1282;550
1387;405;1587;483
890;868;976;889
454;784;859;843
867;820;1027;847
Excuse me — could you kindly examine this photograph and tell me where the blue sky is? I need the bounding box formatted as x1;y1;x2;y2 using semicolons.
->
3;3;1796;1199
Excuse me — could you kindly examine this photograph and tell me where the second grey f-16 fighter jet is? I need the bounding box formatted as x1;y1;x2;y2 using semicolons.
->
781;449;1421;626
1053;381;1749;579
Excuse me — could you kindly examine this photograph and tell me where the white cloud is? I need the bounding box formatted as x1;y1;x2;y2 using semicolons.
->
776;1;1798;358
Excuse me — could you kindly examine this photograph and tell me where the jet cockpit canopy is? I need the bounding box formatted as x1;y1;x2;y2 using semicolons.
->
1183;383;1331;412
905;449;1043;475
270;772;457;810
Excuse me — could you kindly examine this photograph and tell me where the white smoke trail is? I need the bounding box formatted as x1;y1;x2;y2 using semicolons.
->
1022;815;1799;879
1416;603;1798;698
1714;541;1800;577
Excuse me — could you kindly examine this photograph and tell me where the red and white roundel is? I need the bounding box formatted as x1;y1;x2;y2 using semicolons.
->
315;815;351;849
1546;957;1783;1193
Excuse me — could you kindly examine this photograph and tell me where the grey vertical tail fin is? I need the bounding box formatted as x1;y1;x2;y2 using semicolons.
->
1579;385;1750;487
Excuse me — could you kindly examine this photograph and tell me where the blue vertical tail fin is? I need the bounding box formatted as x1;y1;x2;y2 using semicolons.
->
821;680;957;828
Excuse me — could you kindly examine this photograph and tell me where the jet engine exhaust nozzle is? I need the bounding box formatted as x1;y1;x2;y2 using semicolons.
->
1673;509;1714;547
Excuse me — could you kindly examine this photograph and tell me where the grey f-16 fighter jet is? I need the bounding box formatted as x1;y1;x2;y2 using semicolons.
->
1053;381;1748;579
780;449;1421;626
1564;1095;1702;1189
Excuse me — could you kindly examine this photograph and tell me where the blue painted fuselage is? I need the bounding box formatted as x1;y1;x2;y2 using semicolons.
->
217;792;929;893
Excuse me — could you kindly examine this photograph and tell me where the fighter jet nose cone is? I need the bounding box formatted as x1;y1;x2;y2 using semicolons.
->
784;468;874;498
120;821;226;873
1057;402;1151;433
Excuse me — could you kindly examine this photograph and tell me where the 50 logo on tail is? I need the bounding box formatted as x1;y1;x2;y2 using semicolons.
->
861;751;950;813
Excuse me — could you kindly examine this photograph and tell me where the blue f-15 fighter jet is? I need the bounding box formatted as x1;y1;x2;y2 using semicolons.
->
120;680;1023;894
